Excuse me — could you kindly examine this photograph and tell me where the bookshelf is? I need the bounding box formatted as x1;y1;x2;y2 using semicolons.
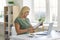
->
4;6;13;40
4;6;20;40
4;6;8;32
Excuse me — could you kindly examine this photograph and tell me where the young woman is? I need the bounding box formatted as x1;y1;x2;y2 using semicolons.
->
14;6;34;35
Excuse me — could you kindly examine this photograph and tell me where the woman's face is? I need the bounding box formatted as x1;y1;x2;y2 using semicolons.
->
22;11;29;18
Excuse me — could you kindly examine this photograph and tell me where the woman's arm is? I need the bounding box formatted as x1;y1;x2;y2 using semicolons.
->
15;23;28;34
28;25;35;33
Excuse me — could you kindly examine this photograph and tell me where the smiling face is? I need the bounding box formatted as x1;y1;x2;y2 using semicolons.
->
18;6;30;18
22;11;29;18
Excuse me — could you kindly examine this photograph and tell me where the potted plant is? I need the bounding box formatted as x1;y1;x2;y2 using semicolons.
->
39;17;45;25
38;17;45;31
8;1;14;4
8;1;15;5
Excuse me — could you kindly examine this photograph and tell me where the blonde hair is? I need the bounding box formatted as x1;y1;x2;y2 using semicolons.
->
18;6;30;17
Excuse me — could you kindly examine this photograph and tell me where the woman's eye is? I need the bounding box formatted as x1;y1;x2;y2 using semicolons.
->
25;11;29;13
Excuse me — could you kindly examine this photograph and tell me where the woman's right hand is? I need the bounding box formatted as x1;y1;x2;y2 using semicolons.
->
28;28;35;33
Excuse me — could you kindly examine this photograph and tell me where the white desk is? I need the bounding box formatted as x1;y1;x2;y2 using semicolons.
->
10;30;60;40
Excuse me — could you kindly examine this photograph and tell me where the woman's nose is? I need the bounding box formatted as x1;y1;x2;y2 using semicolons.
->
26;13;29;15
27;13;29;15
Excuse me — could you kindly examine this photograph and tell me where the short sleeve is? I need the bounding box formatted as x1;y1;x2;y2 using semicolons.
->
14;18;19;24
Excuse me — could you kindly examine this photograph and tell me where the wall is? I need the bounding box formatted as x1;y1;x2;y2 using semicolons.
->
6;0;23;25
57;0;60;31
13;6;20;22
13;0;23;22
14;0;23;6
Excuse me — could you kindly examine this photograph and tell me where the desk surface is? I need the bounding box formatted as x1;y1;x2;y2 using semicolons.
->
10;30;60;40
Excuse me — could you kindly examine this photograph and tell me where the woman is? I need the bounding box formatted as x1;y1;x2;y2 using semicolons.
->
14;6;34;35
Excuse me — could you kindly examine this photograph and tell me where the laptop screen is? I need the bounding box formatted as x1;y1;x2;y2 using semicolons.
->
47;23;53;34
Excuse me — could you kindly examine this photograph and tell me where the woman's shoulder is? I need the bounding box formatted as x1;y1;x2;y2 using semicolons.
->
15;17;21;20
15;17;22;21
14;17;22;23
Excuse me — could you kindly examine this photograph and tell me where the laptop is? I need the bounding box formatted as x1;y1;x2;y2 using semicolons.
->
34;23;53;35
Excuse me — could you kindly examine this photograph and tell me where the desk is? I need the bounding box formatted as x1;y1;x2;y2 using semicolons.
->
10;30;60;40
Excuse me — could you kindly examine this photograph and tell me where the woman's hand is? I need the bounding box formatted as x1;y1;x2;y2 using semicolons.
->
28;28;35;33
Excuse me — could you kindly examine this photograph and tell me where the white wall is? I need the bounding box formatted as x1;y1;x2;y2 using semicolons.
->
13;0;23;21
57;0;60;31
53;0;60;31
46;0;50;23
13;6;20;22
14;0;23;7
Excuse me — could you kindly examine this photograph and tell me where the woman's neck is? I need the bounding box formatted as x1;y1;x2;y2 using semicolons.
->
20;16;26;19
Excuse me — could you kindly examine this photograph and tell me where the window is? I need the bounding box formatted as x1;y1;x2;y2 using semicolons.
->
23;0;58;27
34;0;46;12
33;0;46;22
49;0;58;26
23;0;46;23
23;0;34;23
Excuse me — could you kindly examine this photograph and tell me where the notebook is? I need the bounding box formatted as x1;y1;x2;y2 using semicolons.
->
34;23;53;35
